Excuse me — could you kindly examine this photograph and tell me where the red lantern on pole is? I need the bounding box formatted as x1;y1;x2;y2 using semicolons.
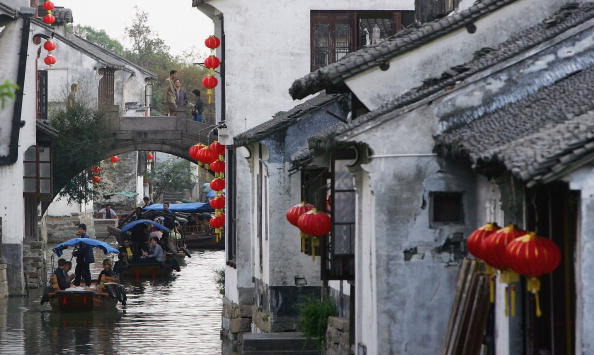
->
202;75;218;104
210;178;225;191
198;147;217;168
209;141;225;158
189;143;205;161
204;55;220;71
43;14;56;25
44;55;57;66
110;155;120;164
210;160;225;178
209;195;225;210
205;35;221;51
210;212;225;242
147;153;154;162
44;40;57;52
92;176;101;184
505;233;561;317
43;1;55;11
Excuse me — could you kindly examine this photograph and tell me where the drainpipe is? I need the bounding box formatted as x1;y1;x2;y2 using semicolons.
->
0;10;33;165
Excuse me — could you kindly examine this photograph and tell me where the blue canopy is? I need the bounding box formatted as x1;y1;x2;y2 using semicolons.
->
120;219;170;233
53;238;119;257
144;202;214;213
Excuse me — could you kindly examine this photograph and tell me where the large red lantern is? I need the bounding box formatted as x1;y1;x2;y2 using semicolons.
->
147;153;154;161
189;143;205;161
92;176;101;184
210;178;225;191
482;225;525;271
198;147;217;167
209;195;225;210
210;160;225;175
202;75;218;104
205;35;221;50
209;141;225;157
43;14;56;25
44;55;56;66
466;222;499;261
204;55;220;70
210;212;225;242
43;1;55;11
298;209;331;236
44;41;57;52
110;155;120;164
286;202;314;227
505;233;561;317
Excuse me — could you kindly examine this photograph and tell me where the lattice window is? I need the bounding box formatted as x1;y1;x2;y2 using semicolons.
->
23;145;52;197
98;68;115;107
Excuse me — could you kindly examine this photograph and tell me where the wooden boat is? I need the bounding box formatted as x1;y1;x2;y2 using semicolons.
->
49;289;118;312
117;262;174;280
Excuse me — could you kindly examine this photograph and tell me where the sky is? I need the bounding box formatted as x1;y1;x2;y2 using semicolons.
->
59;0;214;57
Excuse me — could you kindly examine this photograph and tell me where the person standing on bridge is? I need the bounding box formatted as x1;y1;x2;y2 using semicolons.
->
165;70;178;116
174;79;188;110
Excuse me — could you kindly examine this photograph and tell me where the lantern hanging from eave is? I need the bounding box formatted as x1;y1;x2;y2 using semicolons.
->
209;195;225;210
44;40;57;52
204;55;220;75
210;177;225;191
505;232;561;317
286;202;315;252
198;147;217;169
147;153;154;162
110;155;120;166
297;209;331;259
43;14;56;25
204;35;221;52
43;1;55;11
44;55;56;66
91;176;101;184
210;211;225;242
483;224;525;316
209;141;225;159
91;166;101;175
202;75;218;104
466;222;499;302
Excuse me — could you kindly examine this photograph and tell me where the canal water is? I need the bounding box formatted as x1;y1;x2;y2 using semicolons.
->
0;249;225;355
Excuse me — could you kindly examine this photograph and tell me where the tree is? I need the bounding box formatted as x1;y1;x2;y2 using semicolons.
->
73;25;125;55
147;159;196;201
50;102;113;203
0;80;19;108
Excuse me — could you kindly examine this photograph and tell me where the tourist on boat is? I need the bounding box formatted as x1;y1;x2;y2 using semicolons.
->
130;222;149;256
98;204;117;219
169;222;183;252
141;237;165;263
162;202;176;229
119;239;136;262
64;261;74;283
97;259;118;292
72;224;95;286
142;196;153;208
50;258;70;291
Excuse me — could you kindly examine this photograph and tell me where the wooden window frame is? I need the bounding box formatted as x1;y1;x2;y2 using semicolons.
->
98;68;115;108
429;191;465;227
23;145;52;197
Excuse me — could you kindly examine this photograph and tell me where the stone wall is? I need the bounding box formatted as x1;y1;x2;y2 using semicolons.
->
0;264;7;299
23;241;47;289
221;297;252;342
325;316;350;355
44;213;96;244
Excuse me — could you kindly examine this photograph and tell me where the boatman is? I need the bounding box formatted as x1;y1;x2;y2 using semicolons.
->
72;224;95;287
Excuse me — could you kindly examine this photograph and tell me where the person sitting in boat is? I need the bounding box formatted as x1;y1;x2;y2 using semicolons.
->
97;259;118;293
64;261;74;283
118;238;136;262
141;237;165;264
50;258;70;291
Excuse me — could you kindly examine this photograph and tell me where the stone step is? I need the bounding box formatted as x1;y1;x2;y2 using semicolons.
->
241;333;319;353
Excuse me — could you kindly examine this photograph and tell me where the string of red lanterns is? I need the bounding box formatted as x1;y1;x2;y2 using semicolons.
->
42;1;57;67
202;35;221;104
466;223;561;317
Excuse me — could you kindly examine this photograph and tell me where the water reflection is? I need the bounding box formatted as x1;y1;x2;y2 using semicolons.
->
0;250;225;355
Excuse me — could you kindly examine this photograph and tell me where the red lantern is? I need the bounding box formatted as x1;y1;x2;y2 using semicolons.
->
204;55;220;70
482;225;525;270
110;156;120;164
198;147;217;166
202;76;218;89
43;14;56;25
210;160;225;175
505;232;561;317
209;141;225;157
466;222;499;261
92;176;101;184
189;144;204;161
147;153;154;161
91;166;101;174
210;178;225;191
286;202;314;227
44;55;56;66
44;40;57;52
43;1;55;11
205;35;221;50
298;209;331;236
210;214;225;228
209;195;225;210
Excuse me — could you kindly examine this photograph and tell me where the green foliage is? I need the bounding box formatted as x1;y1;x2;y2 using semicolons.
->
148;159;196;200
298;298;337;347
214;268;225;295
0;80;19;108
73;25;125;55
50;102;113;203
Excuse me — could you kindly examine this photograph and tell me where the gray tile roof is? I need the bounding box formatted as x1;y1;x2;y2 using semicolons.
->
234;93;345;146
435;64;594;185
289;0;518;100
319;3;594;142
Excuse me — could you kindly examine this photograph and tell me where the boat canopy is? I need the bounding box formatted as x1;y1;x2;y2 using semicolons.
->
53;238;119;257
143;202;214;213
120;219;170;233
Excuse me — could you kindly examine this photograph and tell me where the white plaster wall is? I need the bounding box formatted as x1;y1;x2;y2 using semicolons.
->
0;18;38;245
201;0;414;137
46;194;93;217
345;0;574;110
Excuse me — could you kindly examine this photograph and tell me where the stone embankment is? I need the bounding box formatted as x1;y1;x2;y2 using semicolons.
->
0;264;7;298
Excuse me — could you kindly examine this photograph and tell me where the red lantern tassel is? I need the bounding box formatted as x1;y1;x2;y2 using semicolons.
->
527;277;542;317
207;89;212;104
485;264;496;303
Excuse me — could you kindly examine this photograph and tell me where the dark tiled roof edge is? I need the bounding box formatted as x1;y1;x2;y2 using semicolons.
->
234;93;345;146
289;0;518;100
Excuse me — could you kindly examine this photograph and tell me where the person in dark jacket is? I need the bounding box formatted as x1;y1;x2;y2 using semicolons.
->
174;79;188;110
72;224;94;286
191;89;204;122
51;258;70;291
162;202;176;230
